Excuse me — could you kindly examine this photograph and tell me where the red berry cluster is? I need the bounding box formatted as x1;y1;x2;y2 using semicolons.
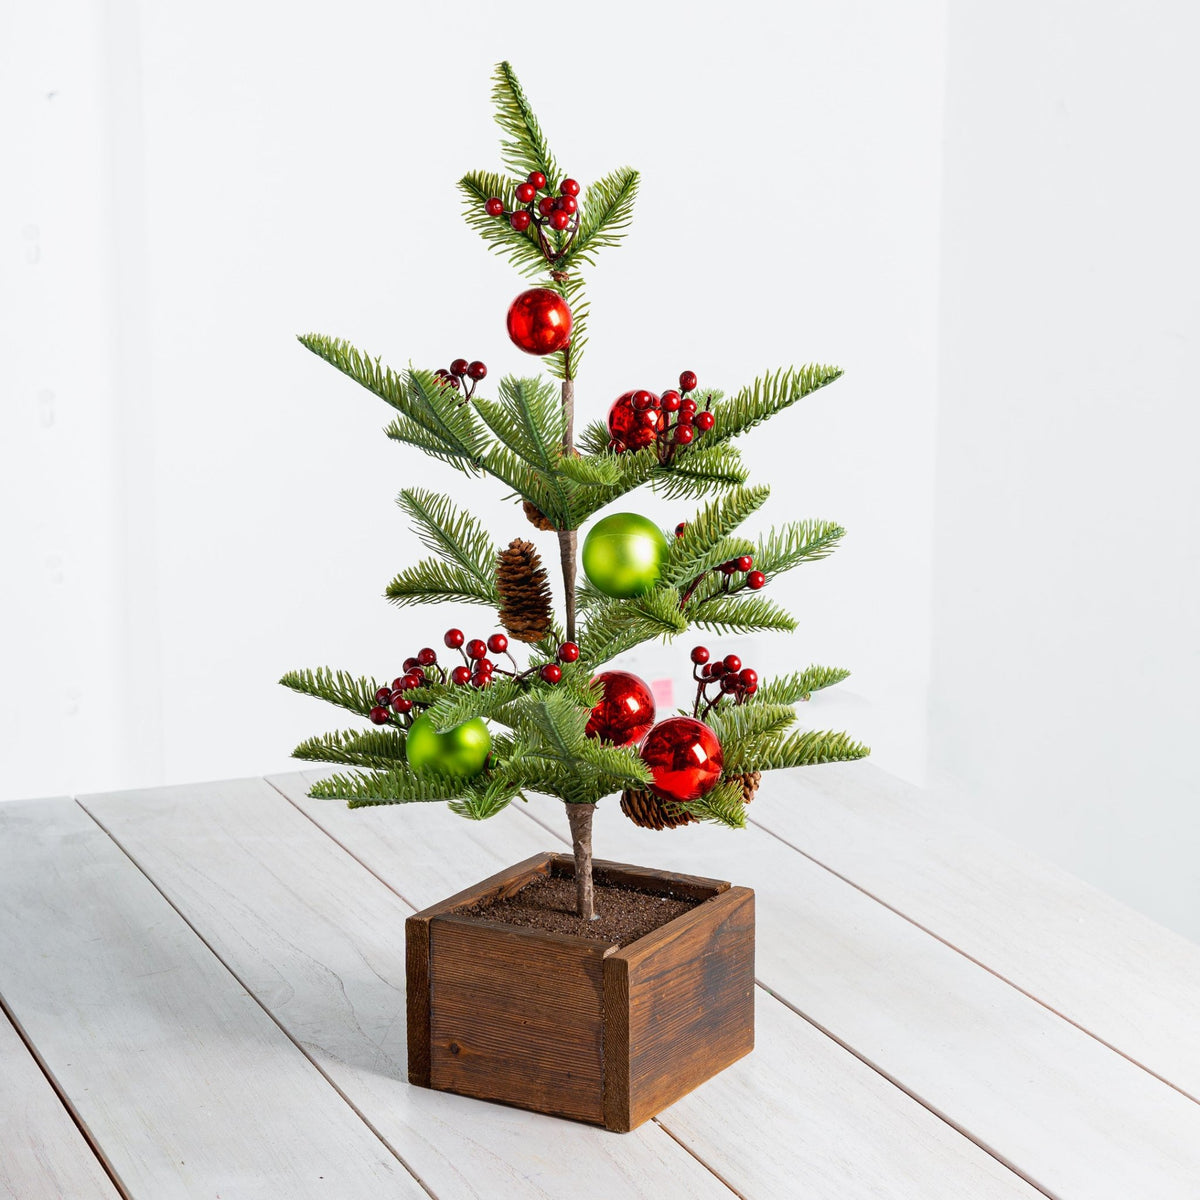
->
689;646;759;719
434;358;487;401
485;172;581;252
368;644;445;726
678;547;767;606
607;370;716;463
440;627;579;690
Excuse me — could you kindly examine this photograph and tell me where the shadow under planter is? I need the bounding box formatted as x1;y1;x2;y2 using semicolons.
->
406;852;755;1132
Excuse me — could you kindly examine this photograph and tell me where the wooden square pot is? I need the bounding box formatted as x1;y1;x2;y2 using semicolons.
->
406;851;755;1132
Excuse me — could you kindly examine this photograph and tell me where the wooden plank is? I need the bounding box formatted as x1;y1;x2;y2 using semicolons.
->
0;796;414;1200
0;1005;122;1200
534;789;1200;1199
618;886;755;1130
405;912;432;1087
278;771;1040;1198
747;761;1200;1100
429;917;608;1123
88;776;737;1200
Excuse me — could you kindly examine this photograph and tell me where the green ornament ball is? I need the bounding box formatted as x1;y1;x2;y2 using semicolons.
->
405;714;491;778
582;512;669;599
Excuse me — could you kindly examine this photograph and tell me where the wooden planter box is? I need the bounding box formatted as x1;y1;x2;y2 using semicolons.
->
406;851;755;1132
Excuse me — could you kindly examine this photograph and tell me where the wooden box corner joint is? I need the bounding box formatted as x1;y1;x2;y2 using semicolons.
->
405;852;755;1132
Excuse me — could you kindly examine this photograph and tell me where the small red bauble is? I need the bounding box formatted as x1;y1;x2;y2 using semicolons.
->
540;663;563;684
467;360;487;381
515;182;536;204
674;425;695;445
695;410;715;432
417;647;437;666
586;671;656;745
444;628;465;649
607;390;662;450
549;210;571;231
506;288;573;356
451;665;472;685
465;639;487;661
487;633;508;654
557;641;580;663
690;645;710;664
511;211;531;232
640;717;723;803
485;197;504;217
369;706;390;725
747;570;766;590
560;178;580;196
679;370;698;392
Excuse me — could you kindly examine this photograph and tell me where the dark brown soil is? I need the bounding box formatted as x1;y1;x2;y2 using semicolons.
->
463;873;701;947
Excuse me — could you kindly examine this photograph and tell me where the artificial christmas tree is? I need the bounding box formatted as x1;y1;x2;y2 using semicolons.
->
283;61;868;1129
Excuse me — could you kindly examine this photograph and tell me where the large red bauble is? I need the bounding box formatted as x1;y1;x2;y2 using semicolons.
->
607;391;663;450
506;288;573;356
586;671;656;745
640;717;723;803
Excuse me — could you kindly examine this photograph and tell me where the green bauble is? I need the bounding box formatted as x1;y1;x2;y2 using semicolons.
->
405;715;491;778
582;512;669;599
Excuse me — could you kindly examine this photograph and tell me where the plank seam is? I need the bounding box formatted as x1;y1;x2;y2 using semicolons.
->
746;814;1200;1107
74;796;440;1200
650;1118;746;1200
0;990;132;1200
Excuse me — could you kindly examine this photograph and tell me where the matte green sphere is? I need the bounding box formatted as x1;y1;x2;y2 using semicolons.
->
582;512;670;599
405;715;491;778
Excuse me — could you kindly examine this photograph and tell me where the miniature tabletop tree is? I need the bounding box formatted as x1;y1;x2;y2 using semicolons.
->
282;62;868;919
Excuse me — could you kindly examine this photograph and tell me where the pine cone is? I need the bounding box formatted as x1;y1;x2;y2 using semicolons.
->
522;500;557;532
496;538;553;643
737;770;762;805
619;787;698;831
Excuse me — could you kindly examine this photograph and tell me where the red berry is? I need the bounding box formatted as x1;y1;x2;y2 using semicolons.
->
528;171;547;190
720;674;740;693
661;391;681;412
747;570;766;590
401;673;422;690
538;196;556;216
475;658;494;674
391;696;413;714
444;628;465;649
540;663;563;684
402;657;419;672
738;668;758;688
467;360;487;381
417;647;437;666
675;521;688;537
679;370;698;392
487;633;508;655
369;706;390;725
409;666;425;681
735;556;753;572
744;681;758;695
515;182;536;204
389;688;404;704
450;358;468;376
560;178;580;196
471;671;491;688
723;655;742;673
674;425;695;445
632;390;654;411
691;645;710;664
695;410;715;432
375;686;392;703
466;639;487;660
510;210;531;232
485;197;504;217
676;410;694;426
709;661;727;676
557;641;580;663
681;397;697;414
549;210;570;231
451;665;472;685
559;195;578;215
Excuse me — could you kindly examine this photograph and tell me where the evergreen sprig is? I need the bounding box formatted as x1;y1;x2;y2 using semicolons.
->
710;365;845;444
292;728;408;770
280;667;383;718
751;666;851;705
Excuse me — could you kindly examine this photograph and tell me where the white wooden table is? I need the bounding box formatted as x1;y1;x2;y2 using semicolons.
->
2;765;1198;1199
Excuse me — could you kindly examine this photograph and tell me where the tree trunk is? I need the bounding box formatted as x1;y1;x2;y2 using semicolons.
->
565;801;597;920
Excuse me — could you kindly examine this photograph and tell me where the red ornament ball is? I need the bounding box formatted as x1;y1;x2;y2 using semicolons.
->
369;706;390;725
484;197;504;217
506;288;573;356
586;671;656;745
607;390;663;450
640;717;723;803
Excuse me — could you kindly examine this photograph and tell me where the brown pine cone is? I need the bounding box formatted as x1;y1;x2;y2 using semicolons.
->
496;538;553;643
522;500;557;532
619;787;698;831
737;770;762;805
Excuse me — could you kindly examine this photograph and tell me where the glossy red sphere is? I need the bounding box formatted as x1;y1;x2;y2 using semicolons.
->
467;360;487;380
747;570;766;590
369;706;390;725
451;665;472;685
695;410;715;432
487;633;508;654
444;628;465;649
640;717;723;803
465;639;487;661
560;178;580;196
510;211;531;232
540;663;563;684
674;424;695;445
485;197;504;217
528;171;547;190
607;390;663;450
557;641;580;662
559;195;577;214
515;182;536;204
549;210;571;230
586;671;656;745
679;370;698;392
506;288;573;356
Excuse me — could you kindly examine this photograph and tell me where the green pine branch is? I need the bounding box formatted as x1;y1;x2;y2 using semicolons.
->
491;61;561;190
579;587;688;664
708;365;844;444
458;170;548;279
291;728;408;770
685;593;798;635
752;666;851;705
308;768;470;807
280;667;384;718
679;779;747;829
385;559;499;608
747;728;870;772
652;443;750;499
558;167;640;270
665;486;770;586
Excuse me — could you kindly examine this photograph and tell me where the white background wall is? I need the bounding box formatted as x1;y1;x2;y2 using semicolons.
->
3;2;1195;940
